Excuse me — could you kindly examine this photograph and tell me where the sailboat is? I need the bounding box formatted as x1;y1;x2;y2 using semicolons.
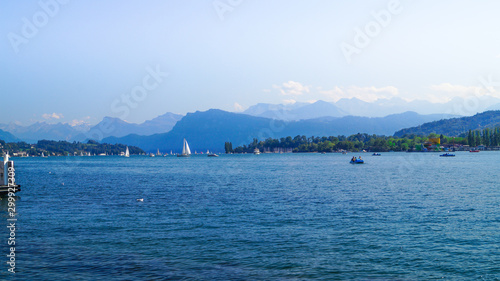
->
177;138;191;157
207;150;219;157
125;146;130;157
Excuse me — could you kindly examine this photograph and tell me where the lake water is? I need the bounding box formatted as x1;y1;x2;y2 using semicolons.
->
1;152;499;280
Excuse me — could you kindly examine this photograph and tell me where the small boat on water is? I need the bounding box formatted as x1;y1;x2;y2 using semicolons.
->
177;138;191;157
469;150;480;153
253;148;261;155
372;153;381;156
440;153;455;157
350;159;364;164
208;152;219;157
124;146;130;157
207;150;219;157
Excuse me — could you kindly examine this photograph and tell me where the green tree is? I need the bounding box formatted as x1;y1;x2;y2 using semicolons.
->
224;142;233;153
474;130;481;146
467;130;474;146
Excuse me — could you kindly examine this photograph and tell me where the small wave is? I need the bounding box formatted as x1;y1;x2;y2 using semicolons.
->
451;208;476;212
408;205;425;209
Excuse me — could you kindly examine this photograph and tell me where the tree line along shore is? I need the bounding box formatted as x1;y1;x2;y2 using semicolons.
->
225;127;500;153
0;140;144;157
1;127;499;156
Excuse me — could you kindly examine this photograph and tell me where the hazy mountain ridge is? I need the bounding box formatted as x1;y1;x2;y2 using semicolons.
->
0;112;183;143
245;101;346;120
80;112;183;141
103;110;275;153
394;110;500;137
486;102;500;111
103;109;456;152
0;122;81;143
244;97;500;120
3;97;496;145
0;129;19;143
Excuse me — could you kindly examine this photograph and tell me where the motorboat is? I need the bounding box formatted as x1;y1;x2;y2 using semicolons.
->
207;150;219;157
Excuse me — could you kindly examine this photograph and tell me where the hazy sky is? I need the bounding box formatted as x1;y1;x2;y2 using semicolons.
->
2;0;500;125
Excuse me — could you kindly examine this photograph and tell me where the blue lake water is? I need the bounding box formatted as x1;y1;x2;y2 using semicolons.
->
1;152;499;280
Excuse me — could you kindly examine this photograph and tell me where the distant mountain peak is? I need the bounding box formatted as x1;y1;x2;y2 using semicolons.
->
102;116;126;122
312;100;331;105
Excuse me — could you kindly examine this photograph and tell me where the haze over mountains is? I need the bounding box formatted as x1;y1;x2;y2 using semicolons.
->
0;122;82;144
0;129;19;143
79;113;183;141
103;110;457;152
0;112;183;143
2;98;500;150
244;97;500;120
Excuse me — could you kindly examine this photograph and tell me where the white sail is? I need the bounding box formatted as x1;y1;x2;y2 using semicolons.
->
125;146;130;157
182;138;192;155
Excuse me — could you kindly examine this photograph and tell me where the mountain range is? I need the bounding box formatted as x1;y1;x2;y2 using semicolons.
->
243;100;346;120
102;109;456;152
0;129;19;143
79;112;183;141
394;110;500;137
0;112;183;143
244;97;500;120
0;122;81;144
2;98;500;147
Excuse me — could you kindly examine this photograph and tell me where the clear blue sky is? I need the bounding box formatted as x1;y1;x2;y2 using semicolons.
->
1;0;500;125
